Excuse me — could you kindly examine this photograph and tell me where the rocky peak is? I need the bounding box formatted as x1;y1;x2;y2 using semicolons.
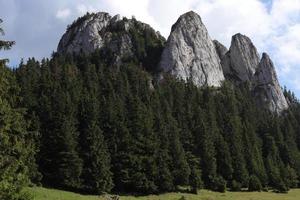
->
221;33;260;82
58;12;111;55
159;11;225;87
253;53;288;113
57;12;165;69
57;11;288;113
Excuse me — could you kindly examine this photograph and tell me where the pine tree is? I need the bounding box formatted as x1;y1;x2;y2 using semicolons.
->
152;93;174;192
78;64;113;193
0;21;33;199
219;83;249;187
165;103;190;187
79;94;113;193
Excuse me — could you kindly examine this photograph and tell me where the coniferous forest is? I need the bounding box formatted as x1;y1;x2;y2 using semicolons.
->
1;17;300;200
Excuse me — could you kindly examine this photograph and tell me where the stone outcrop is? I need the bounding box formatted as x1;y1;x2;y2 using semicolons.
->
57;12;165;67
213;40;228;60
57;11;289;113
221;33;260;82
159;11;225;87
218;33;288;113
253;53;289;113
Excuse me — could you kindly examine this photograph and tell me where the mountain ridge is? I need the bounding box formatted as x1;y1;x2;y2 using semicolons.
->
57;10;288;113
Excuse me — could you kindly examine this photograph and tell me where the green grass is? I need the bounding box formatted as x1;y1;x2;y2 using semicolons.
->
27;187;300;200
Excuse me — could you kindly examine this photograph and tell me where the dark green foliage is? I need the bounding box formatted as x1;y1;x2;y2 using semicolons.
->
274;180;289;193
78;64;113;194
189;167;202;194
0;21;33;200
211;176;226;193
230;180;242;192
0;19;15;54
248;175;262;192
285;165;298;188
0;65;32;200
13;49;300;195
129;18;165;72
170;127;191;186
66;12;93;32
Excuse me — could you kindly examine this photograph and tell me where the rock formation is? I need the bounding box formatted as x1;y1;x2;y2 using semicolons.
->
57;11;289;113
221;33;260;82
253;53;289;113
213;40;228;60
159;11;225;87
57;12;165;68
217;33;288;113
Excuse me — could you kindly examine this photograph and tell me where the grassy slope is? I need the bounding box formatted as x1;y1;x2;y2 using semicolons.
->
27;187;300;200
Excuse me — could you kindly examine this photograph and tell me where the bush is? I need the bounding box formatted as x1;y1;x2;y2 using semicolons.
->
231;180;242;191
211;176;226;193
189;167;202;194
274;180;289;193
285;165;298;188
248;175;262;192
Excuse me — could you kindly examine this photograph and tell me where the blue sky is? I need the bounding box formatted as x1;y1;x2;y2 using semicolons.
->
0;0;300;97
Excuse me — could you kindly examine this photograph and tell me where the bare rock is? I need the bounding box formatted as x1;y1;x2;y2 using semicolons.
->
57;12;165;67
253;53;288;113
213;40;228;60
221;33;260;82
159;11;225;87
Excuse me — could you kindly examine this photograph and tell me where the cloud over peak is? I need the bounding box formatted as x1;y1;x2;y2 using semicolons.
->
56;8;71;20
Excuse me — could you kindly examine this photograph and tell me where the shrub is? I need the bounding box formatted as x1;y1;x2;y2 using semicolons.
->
274;180;289;193
231;180;242;191
212;176;226;193
248;175;262;192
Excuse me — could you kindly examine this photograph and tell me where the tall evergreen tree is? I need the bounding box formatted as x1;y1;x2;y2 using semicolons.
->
0;20;33;199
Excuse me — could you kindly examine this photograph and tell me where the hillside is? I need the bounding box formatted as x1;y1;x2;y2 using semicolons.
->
1;10;300;200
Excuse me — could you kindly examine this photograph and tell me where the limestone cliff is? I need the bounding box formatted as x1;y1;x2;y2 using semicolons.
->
159;11;225;87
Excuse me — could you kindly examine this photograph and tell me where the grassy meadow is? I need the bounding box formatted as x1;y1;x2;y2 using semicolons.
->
27;187;300;200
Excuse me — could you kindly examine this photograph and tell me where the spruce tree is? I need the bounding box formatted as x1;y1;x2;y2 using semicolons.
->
78;64;113;193
0;21;33;199
79;95;113;193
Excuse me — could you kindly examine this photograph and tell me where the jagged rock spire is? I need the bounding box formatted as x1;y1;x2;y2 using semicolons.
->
221;33;260;82
253;53;289;113
159;11;225;87
57;11;289;113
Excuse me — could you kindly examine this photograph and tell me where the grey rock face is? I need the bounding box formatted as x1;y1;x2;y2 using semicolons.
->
57;11;288;113
57;12;164;66
58;12;112;55
159;11;225;87
218;33;288;112
253;53;288;113
221;33;260;82
213;40;228;60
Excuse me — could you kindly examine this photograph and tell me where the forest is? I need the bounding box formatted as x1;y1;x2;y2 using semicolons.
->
1;18;300;200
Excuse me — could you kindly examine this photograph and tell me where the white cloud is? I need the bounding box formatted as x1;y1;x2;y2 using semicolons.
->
193;0;271;48
104;0;160;32
76;4;97;15
272;24;300;73
56;8;71;20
